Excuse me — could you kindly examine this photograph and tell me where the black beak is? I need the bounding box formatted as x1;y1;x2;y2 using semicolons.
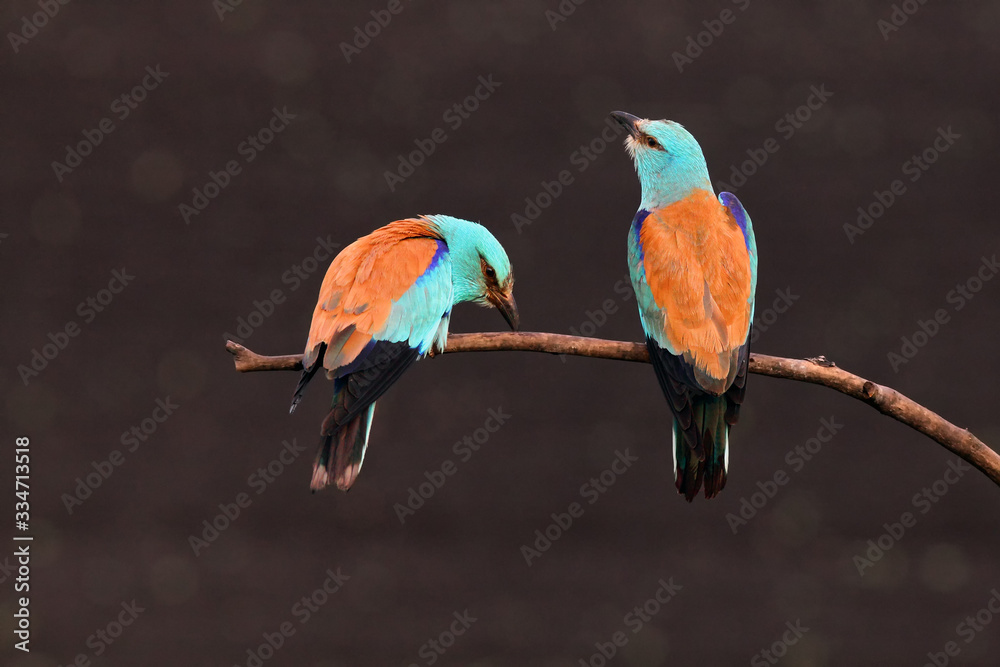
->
610;110;642;138
489;291;520;331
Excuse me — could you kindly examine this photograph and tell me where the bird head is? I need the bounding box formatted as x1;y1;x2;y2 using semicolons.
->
610;111;714;209
421;215;519;331
474;238;518;331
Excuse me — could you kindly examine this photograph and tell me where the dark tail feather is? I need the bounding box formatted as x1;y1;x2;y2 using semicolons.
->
290;342;326;414
310;382;376;493
311;433;335;491
673;428;704;502
673;396;729;501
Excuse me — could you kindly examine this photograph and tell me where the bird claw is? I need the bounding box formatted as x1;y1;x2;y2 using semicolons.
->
805;355;836;367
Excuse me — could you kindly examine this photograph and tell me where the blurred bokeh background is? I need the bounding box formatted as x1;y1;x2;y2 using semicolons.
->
3;0;1000;664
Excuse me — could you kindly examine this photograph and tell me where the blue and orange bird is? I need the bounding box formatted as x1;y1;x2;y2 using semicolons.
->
289;215;518;492
611;111;758;501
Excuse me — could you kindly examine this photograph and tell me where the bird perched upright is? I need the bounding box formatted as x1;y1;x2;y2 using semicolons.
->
290;215;518;492
611;111;758;501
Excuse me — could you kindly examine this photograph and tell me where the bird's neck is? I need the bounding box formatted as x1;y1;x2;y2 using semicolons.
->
432;222;483;306
639;164;714;210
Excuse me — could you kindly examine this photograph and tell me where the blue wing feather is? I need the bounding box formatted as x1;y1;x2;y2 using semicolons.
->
719;191;758;324
318;241;453;414
373;240;453;354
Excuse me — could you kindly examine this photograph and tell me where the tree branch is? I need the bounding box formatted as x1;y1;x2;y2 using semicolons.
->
225;332;1000;488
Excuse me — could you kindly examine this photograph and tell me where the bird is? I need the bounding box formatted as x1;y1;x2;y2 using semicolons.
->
289;214;518;492
610;111;758;501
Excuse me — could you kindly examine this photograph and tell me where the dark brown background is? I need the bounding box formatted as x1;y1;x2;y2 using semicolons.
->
3;0;1000;665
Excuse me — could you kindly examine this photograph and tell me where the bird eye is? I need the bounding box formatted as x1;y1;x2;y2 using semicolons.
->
645;136;661;149
484;266;496;279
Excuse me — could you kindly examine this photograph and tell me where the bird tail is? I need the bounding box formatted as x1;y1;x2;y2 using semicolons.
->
673;395;729;501
310;379;376;492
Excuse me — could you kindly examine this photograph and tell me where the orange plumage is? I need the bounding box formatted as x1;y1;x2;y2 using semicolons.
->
303;218;443;375
639;188;752;392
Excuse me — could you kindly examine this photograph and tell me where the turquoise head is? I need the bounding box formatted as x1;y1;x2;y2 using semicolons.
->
421;214;518;330
610;111;714;210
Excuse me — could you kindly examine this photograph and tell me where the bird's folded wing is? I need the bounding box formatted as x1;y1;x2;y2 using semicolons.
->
303;219;452;375
718;191;758;315
629;198;754;391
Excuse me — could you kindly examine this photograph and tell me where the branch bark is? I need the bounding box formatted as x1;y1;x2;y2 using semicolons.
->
225;332;1000;488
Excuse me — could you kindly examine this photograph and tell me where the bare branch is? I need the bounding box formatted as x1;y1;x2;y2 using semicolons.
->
225;332;1000;488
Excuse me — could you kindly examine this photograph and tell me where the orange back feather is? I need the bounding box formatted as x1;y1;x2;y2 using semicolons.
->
640;189;752;385
304;219;443;373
